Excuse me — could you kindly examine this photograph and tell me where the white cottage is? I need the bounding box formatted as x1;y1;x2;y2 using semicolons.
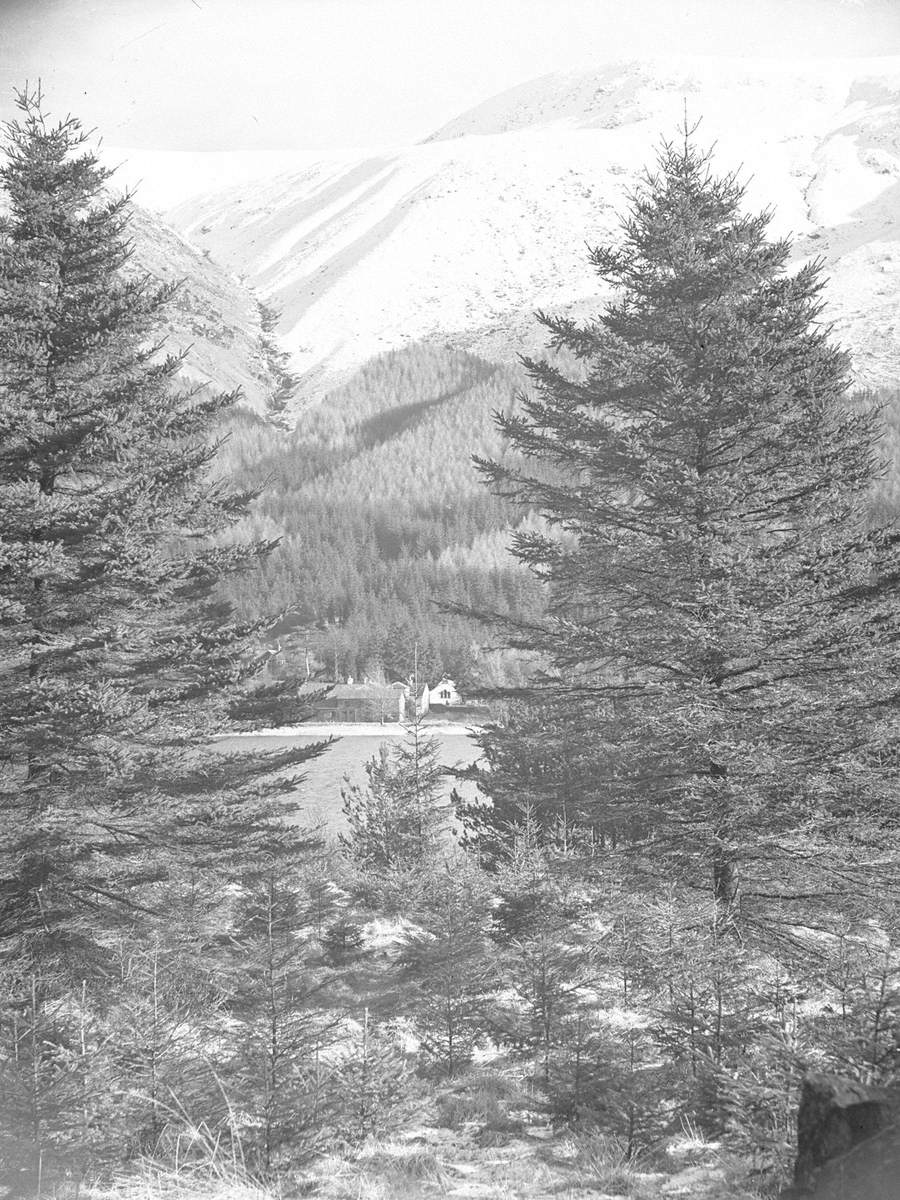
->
422;676;462;709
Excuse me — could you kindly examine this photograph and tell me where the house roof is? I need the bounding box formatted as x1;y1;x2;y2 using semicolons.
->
331;684;401;701
299;682;402;702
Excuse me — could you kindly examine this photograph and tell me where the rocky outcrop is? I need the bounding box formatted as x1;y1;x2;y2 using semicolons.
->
800;1123;900;1199
782;1073;900;1198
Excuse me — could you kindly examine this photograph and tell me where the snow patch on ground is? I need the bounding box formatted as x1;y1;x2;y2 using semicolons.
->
360;915;421;951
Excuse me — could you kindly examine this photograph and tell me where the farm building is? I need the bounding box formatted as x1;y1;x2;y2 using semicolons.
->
299;680;408;723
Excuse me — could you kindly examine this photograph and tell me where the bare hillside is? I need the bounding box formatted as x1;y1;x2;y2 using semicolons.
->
151;57;900;413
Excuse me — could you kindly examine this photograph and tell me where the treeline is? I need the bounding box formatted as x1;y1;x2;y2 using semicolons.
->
216;343;546;686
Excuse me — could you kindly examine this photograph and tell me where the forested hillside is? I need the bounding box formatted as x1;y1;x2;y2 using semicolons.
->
216;342;546;687
210;328;900;693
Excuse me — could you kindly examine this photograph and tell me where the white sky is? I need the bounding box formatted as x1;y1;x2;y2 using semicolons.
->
2;0;900;151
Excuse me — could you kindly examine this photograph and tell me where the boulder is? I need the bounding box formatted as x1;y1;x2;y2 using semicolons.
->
783;1073;900;1197
794;1123;900;1199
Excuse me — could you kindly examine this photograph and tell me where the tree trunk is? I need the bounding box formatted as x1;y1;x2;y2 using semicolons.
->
712;851;738;922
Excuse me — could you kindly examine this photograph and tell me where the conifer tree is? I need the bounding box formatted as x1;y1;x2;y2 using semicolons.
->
0;968;81;1189
0;87;322;971
398;860;492;1076
332;1007;411;1144
340;709;445;872
488;836;598;1089
226;860;339;1171
102;894;231;1161
0;86;333;1187
457;699;613;863
475;128;900;930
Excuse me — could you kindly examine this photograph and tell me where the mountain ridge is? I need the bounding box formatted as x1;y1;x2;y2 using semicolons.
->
157;57;900;414
426;56;900;140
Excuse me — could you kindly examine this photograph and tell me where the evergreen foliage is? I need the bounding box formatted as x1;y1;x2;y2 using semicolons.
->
398;860;493;1077
0;88;325;1182
226;860;339;1171
215;344;545;687
6;86;900;1194
470;129;900;929
487;837;599;1087
340;713;447;871
331;1008;412;1144
456;699;618;863
0;86;321;961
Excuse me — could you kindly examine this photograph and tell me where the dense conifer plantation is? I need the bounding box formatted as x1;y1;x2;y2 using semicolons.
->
216;347;544;687
470;130;900;932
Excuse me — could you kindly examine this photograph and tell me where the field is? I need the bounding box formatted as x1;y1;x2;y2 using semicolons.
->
214;726;483;834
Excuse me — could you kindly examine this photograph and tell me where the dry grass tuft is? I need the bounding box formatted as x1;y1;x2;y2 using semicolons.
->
86;1099;779;1200
436;1066;533;1136
554;1133;656;1198
89;1118;274;1200
355;1144;444;1182
306;1139;447;1200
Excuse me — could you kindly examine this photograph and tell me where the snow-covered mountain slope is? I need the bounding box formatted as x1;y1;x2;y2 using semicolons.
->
0;179;283;418
163;58;900;410
129;205;283;417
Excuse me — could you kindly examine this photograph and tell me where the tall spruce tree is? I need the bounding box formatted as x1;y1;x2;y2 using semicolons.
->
474;129;900;931
0;87;323;968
